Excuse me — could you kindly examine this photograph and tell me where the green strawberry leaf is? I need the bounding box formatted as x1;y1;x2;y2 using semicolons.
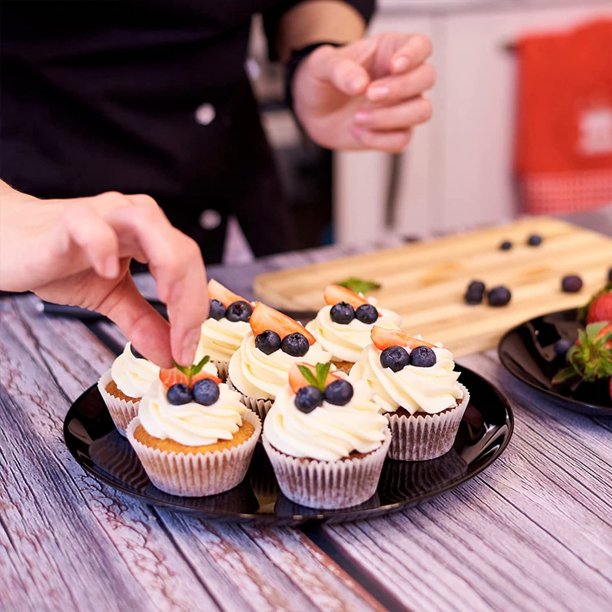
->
315;362;331;389
551;366;579;386
298;365;320;389
174;355;210;384
337;277;381;295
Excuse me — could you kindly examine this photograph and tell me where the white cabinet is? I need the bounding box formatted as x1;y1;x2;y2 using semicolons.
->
333;0;612;243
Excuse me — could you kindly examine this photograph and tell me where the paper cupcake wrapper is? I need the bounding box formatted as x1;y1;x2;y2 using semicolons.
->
97;370;139;437
126;411;261;497
386;384;470;462
262;430;391;509
227;377;273;423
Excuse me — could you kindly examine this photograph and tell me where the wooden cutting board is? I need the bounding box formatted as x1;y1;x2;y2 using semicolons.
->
253;217;612;357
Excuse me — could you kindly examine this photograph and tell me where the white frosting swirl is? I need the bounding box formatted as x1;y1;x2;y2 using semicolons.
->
139;379;248;446
111;343;159;399
306;306;402;362
350;344;463;415
228;331;332;400
263;380;388;461
196;318;251;362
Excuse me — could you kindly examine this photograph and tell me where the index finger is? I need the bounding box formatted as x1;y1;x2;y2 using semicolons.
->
390;34;432;74
107;199;209;366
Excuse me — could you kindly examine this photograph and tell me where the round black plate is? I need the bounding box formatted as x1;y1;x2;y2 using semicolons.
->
63;366;513;524
498;308;612;416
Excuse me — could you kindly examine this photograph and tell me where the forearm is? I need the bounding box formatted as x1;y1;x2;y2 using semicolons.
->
276;0;366;61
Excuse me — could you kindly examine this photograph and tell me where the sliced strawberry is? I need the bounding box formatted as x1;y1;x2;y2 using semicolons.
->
159;368;221;388
371;326;435;351
324;284;368;309
250;302;315;344
159;368;189;387
288;363;338;393
208;279;248;308
586;290;612;324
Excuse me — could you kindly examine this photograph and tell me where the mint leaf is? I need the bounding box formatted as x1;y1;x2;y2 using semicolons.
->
337;277;381;295
191;355;210;375
298;365;320;389
315;362;331;389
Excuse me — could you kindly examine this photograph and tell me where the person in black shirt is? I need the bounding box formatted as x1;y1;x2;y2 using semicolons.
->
0;1;435;365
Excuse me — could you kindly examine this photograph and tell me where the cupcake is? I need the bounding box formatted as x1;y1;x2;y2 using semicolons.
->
306;284;402;373
97;342;159;436
195;279;254;380
228;302;332;422
350;326;469;461
127;357;260;497
262;362;390;509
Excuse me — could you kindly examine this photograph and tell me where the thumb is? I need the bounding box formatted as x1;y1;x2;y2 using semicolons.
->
97;275;174;368
311;43;372;96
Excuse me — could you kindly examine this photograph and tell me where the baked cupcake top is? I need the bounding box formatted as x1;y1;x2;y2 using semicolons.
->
306;285;402;363
264;363;388;461
228;302;332;400
196;279;253;362
139;358;247;447
350;327;463;415
111;343;159;398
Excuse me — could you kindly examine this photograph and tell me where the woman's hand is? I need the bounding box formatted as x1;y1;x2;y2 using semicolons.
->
293;32;435;152
0;185;208;367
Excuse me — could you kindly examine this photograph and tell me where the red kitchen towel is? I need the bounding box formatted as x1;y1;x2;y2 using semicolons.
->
515;18;612;213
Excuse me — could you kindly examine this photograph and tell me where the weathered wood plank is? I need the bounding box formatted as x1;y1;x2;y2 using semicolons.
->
321;352;612;612
0;296;381;611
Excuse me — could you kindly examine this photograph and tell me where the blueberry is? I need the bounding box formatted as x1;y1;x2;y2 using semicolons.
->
355;304;379;324
281;332;309;357
193;378;220;406
468;280;486;294
255;330;282;355
553;338;573;359
225;300;252;322
561;275;583;293
380;346;410;372
487;285;512;306
527;234;543;246
209;299;226;320
330;301;355;324
324;379;354;406
167;383;192;405
294;386;323;413
410;346;436;367
464;280;485;305
499;240;513;251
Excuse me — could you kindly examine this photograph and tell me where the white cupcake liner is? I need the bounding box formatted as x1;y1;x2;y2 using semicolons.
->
126;411;261;497
386;384;470;462
262;429;391;509
226;377;273;423
97;370;140;437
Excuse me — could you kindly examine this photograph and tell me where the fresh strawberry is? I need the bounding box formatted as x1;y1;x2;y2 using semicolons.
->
208;279;248;308
371;326;435;351
250;302;315;344
159;356;221;388
324;284;368;309
554;322;612;385
289;362;338;393
585;285;612;324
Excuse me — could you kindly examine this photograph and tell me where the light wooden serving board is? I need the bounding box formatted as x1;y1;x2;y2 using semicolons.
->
254;217;612;357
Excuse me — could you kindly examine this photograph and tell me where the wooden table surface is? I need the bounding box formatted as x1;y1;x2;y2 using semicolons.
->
2;209;612;611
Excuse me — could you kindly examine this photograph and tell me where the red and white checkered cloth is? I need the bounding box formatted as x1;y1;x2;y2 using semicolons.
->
515;18;612;214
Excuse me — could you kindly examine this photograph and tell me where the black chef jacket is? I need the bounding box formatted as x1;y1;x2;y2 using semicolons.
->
1;1;374;263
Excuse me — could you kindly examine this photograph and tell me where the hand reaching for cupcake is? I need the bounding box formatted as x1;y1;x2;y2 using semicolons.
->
0;181;207;367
